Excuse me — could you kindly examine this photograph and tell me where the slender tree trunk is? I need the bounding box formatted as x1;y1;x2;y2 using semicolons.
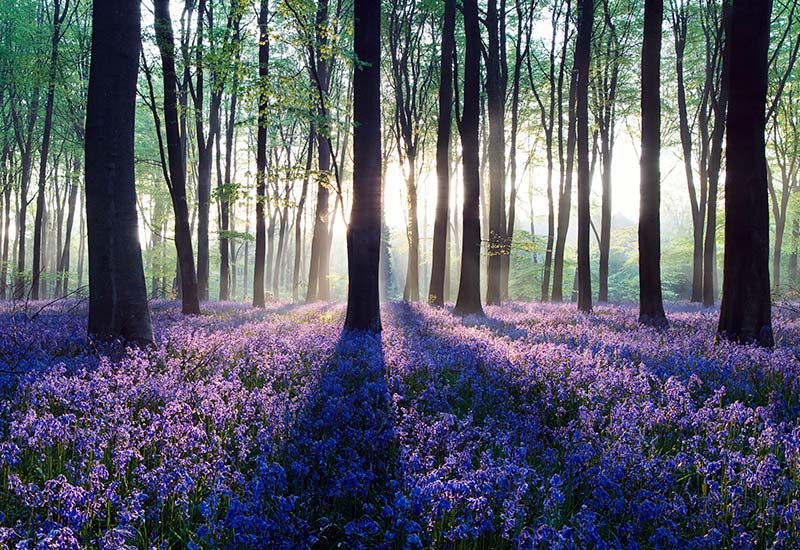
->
789;217;799;285
598;133;611;302
32;2;67;301
85;0;152;342
403;158;420;301
575;0;593;313
307;0;332;303
154;0;201;314
1;183;9;299
671;4;703;302
454;0;483;316
639;0;667;327
718;0;772;347
429;0;455;306
344;0;382;331
293;126;314;301
552;67;577;302
485;0;507;306
253;0;269;307
56;160;78;297
704;1;731;307
219;35;239;301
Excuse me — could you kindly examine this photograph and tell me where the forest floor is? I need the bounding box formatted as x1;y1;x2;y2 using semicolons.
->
0;300;798;549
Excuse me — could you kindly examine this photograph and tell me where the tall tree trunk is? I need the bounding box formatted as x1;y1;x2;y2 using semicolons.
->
718;0;772;347
56;160;78;297
253;0;269;307
639;0;668;327
429;0;455;307
307;0;332;303
671;2;703;302
85;0;152;342
403;159;420;301
12;91;40;300
1;183;9;299
485;0;507;305
789;217;799;285
344;0;382;332
703;1;731;307
552;64;578;302
219;20;241;301
154;0;201;314
575;0;593;313
454;0;483;316
293;126;314;301
32;1;68;300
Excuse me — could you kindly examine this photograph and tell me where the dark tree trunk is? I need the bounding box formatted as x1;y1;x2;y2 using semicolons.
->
344;0;382;332
717;0;772;347
575;0;592;313
154;0;201;314
85;0;152;343
32;3;66;301
219;18;241;302
703;1;731;307
1;183;9;299
639;0;667;327
552;62;577;302
485;0;507;306
307;0;332;303
454;0;483;316
429;0;456;306
670;2;703;302
193;0;224;302
12;91;39;300
253;0;269;307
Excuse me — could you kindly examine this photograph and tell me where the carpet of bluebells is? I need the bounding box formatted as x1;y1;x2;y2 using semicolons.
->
0;300;799;549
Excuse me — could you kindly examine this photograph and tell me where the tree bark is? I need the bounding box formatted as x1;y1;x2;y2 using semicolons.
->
717;0;772;347
344;0;382;332
429;0;455;306
575;0;593;313
154;0;201;314
703;0;731;307
485;0;507;305
253;0;269;307
639;0;668;327
85;0;152;343
454;0;484;316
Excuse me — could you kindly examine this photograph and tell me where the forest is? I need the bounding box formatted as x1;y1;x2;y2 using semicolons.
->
0;0;798;548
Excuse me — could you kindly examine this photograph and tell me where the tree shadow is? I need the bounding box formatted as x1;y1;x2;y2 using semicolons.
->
226;325;412;549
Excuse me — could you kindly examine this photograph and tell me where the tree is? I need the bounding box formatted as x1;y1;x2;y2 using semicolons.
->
429;0;455;307
575;0;593;313
591;0;634;303
454;0;483;316
485;0;508;305
638;0;667;327
344;0;381;332
253;0;269;307
528;0;569;302
152;0;201;314
669;0;704;302
701;0;731;307
85;0;152;342
717;0;772;347
31;0;74;300
387;0;435;303
551;4;578;303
